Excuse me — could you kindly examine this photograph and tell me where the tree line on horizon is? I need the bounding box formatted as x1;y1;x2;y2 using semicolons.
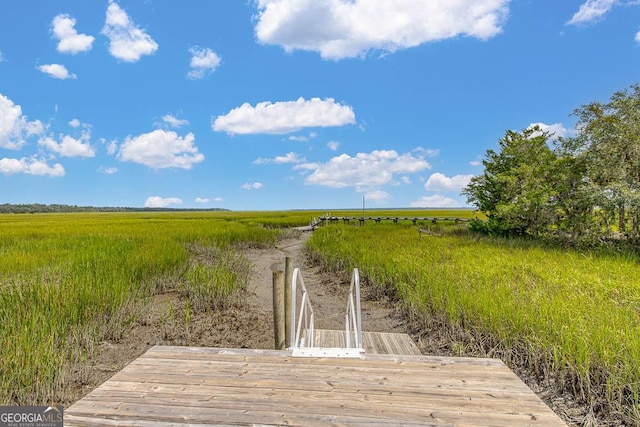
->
463;84;640;245
0;204;230;214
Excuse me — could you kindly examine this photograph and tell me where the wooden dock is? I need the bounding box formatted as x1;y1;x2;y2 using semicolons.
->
315;216;473;227
66;344;567;426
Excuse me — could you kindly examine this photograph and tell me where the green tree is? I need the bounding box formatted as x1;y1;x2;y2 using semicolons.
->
463;127;557;236
560;84;640;237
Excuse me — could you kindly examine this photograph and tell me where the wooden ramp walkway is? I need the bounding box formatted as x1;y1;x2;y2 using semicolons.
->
314;329;422;355
66;344;567;426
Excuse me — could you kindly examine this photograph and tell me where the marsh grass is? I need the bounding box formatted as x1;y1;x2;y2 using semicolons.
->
307;222;640;424
183;244;251;311
0;212;283;405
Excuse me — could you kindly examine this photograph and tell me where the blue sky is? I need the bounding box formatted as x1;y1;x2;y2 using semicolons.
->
0;0;639;210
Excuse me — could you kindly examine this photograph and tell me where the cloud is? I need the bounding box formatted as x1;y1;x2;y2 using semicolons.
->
69;118;81;128
106;139;118;155
363;190;389;203
566;0;616;25
636;29;640;42
401;176;411;184
195;197;224;203
288;132;317;142
254;152;306;164
0;157;65;177
254;0;510;60
424;173;473;191
51;14;95;54
213;97;355;135
117;129;204;169
0;51;5;62
187;46;221;79
98;166;118;174
37;64;76;79
144;196;183;208
298;149;431;188
414;147;440;158
162;114;189;128
327;141;340;151
38;133;95;158
241;182;264;190
527;122;572;138
102;1;158;62
410;194;463;208
470;159;482;166
0;92;44;149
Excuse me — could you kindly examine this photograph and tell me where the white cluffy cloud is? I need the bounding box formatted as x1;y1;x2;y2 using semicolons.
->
424;173;473;191
51;14;95;54
38;133;95;158
98;166;118;174
635;29;640;42
527;122;571;139
0;51;5;62
241;182;264;190
0;93;44;149
213;97;355;135
102;0;158;62
144;196;183;208
117;129;204;169
254;0;510;59
566;0;616;25
187;46;221;79
410;194;462;208
69;119;81;128
254;152;306;165
288;132;317;142
162;114;189;128
363;190;389;203
297;149;431;188
0;157;65;177
37;64;76;79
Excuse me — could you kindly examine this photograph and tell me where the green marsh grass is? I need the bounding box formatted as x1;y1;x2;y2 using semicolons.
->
0;212;284;405
306;221;640;422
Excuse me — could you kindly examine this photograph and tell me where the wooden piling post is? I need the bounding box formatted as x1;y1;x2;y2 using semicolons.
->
272;269;285;350
284;257;293;347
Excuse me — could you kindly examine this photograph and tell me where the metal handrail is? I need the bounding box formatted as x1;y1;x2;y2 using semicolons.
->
289;268;315;348
345;268;363;350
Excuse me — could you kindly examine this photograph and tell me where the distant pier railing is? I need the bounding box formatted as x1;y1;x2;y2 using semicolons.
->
311;216;472;227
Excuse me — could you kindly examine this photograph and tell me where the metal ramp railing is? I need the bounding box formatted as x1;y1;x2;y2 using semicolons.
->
289;268;363;357
345;268;363;351
289;267;315;349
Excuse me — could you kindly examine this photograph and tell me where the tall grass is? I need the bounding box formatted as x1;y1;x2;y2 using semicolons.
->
0;212;283;405
307;222;640;423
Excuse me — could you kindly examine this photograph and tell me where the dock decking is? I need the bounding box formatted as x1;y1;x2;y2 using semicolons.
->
66;344;567;426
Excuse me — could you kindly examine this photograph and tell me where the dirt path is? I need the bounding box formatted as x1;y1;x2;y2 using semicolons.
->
244;230;407;334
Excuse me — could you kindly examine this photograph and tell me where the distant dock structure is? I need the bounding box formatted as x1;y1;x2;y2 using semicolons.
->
311;215;472;228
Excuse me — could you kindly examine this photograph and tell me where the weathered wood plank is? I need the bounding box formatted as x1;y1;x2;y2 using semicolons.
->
119;358;530;390
67;399;558;427
79;380;563;417
144;345;501;366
